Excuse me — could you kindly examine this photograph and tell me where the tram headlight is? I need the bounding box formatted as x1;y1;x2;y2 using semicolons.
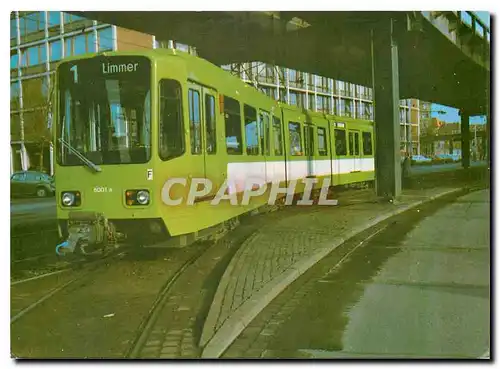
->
136;190;150;205
61;191;81;207
125;189;150;206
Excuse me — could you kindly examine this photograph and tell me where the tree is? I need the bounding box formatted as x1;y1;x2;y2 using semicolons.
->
21;78;53;172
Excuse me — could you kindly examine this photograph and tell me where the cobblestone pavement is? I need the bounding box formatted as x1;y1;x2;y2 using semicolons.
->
135;209;298;358
200;186;463;357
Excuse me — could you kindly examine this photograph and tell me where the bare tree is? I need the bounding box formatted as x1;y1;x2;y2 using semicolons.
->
21;78;52;172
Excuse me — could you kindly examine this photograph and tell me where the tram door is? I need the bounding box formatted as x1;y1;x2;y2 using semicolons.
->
304;124;315;177
258;111;271;183
187;82;224;197
348;130;361;172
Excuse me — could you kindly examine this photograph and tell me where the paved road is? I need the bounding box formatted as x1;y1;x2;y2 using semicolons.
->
227;189;490;358
411;161;486;176
10;197;56;228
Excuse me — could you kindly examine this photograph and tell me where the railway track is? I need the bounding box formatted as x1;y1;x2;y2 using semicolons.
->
126;243;212;357
11;251;128;324
9;208;274;358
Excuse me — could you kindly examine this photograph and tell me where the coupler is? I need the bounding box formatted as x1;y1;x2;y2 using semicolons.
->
56;212;124;257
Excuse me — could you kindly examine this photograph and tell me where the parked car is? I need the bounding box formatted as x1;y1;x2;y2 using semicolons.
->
10;171;55;198
434;153;461;163
411;155;432;163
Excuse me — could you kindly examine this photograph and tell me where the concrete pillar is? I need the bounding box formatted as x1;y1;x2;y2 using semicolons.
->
372;18;401;199
460;110;470;169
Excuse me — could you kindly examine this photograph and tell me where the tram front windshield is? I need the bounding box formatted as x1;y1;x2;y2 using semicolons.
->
57;56;151;166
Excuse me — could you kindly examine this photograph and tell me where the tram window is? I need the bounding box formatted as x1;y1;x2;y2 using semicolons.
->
317;127;328;156
224;96;242;154
159;79;184;161
245;105;259;155
205;94;216;154
289;122;303;156
188;89;202;155
304;125;314;156
259;111;270;156
334;129;347;156
362;131;373;155
273;116;283;156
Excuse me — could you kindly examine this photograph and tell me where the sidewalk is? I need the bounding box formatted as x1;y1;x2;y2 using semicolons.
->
223;189;490;359
200;185;470;358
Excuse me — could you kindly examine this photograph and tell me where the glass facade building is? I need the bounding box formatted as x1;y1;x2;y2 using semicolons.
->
10;11;117;174
222;62;429;156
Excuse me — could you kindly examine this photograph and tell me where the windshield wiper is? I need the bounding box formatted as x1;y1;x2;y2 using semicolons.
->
58;138;102;173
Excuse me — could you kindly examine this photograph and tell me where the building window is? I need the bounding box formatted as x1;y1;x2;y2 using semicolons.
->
98;28;113;51
74;34;86;55
308;95;315;111
65;37;74;57
244;105;259;155
11;82;20;104
399;108;406;123
50;40;62;61
64;13;84;24
334;129;347;156
316;96;323;112
20;49;27;67
289;122;303;156
354;101;360;118
273;116;283;156
290;92;297;106
19;17;26;37
10;53;18;69
317;127;328;156
40;44;47;63
24;13;38;33
10;18;17;40
42;77;49;98
323;97;330;113
265;65;274;81
11;113;21;141
48;11;60;27
86;33;96;53
159;79;184;161
224;97;242;155
362;132;373;155
28;46;39;66
188;89;202;155
345;100;353;117
339;99;345;117
337;81;345;95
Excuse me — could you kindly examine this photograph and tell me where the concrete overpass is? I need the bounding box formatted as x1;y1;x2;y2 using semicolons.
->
79;11;490;199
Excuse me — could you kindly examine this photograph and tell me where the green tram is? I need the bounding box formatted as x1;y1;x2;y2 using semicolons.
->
54;49;375;255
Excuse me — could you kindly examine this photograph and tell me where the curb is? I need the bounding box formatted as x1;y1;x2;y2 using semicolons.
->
201;187;464;358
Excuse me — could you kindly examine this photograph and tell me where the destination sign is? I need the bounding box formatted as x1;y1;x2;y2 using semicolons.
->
102;62;139;74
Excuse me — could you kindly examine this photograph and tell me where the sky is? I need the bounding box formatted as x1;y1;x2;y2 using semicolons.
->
430;11;489;125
